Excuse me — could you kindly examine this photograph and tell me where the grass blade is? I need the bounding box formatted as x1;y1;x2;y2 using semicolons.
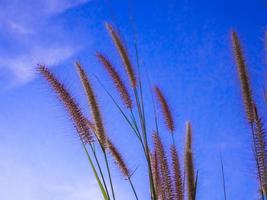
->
82;142;109;200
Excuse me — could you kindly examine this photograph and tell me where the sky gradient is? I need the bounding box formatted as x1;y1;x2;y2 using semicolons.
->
1;0;267;199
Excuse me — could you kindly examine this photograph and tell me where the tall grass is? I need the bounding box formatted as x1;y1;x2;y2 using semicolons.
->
231;31;267;199
38;23;267;200
38;22;199;200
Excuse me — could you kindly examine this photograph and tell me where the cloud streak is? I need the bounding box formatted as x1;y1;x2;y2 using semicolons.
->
0;45;80;85
0;156;102;200
0;0;90;87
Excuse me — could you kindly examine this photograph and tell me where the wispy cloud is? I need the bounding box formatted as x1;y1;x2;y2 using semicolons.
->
0;152;132;200
0;45;80;86
0;0;91;87
0;156;102;200
43;0;90;14
44;182;102;200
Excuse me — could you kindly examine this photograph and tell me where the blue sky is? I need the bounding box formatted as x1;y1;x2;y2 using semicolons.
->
0;0;267;199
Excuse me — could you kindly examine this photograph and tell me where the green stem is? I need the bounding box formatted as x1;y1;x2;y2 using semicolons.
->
220;153;227;200
89;143;111;200
130;109;141;135
128;176;139;200
171;133;175;145
133;87;156;200
94;75;141;139
130;109;146;151
193;170;199;200
101;145;116;200
81;142;109;200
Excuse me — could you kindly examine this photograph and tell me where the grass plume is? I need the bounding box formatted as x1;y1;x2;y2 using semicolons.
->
185;121;195;200
253;104;267;196
231;31;267;199
107;138;139;200
154;86;175;133
96;52;133;109
171;144;184;200
38;65;93;144
150;151;161;199
231;31;254;124
76;62;107;148
153;132;173;200
106;23;137;88
151;151;161;199
107;138;130;177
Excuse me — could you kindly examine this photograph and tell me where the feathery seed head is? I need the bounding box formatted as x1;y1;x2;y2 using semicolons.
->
252;104;267;194
154;86;175;133
185;122;192;150
150;150;161;199
231;31;254;124
105;22;137;88
37;65;93;144
75;61;107;148
185;121;195;200
171;145;183;200
96;52;133;109
152;132;173;200
107;138;130;178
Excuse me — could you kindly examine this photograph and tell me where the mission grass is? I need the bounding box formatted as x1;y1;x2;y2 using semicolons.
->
231;31;267;199
38;24;267;200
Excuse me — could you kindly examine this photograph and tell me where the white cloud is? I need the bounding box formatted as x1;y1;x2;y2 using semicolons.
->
0;45;80;86
0;141;101;200
9;22;33;35
0;152;132;200
44;182;102;200
0;157;102;200
0;0;91;87
43;0;90;14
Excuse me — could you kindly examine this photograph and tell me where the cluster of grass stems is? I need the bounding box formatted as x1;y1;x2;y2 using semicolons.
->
38;22;267;200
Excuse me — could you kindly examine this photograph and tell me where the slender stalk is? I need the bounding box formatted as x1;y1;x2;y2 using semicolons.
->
171;133;175;146
101;145;116;200
193;170;199;200
128;176;139;200
81;142;109;200
147;73;160;137
130;109;147;153
128;14;153;197
94;74;142;141
96;73;155;199
133;87;156;200
129;109;142;137
129;106;157;200
133;88;145;137
128;4;146;127
220;153;227;200
89;143;111;200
